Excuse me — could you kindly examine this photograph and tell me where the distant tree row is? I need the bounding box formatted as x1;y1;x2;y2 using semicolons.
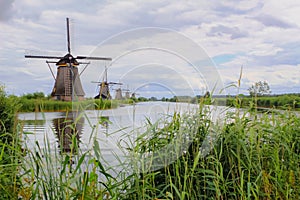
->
20;92;49;100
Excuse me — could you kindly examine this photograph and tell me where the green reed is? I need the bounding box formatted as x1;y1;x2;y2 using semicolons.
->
18;110;125;199
1;83;300;199
0;86;23;199
122;100;300;199
18;99;118;112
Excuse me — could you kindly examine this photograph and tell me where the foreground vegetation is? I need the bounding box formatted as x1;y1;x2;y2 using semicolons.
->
0;87;22;199
1;86;300;199
124;104;300;199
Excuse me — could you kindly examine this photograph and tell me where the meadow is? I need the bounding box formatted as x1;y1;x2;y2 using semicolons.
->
0;86;300;199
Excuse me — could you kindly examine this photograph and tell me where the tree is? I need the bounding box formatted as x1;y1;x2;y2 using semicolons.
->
149;96;158;101
248;81;271;97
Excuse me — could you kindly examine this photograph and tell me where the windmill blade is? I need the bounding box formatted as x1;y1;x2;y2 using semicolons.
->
66;17;71;54
46;60;90;65
91;81;121;85
25;55;63;59
76;56;112;61
108;82;122;85
78;62;90;65
91;81;107;86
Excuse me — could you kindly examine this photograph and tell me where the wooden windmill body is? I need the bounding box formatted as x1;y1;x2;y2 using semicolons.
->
50;54;85;101
25;18;111;101
125;91;130;99
123;87;130;99
114;87;130;100
114;88;123;100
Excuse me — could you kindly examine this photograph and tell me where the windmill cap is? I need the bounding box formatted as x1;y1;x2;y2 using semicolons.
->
56;53;79;66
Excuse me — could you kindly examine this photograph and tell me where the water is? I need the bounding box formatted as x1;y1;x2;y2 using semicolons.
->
18;102;201;168
18;101;290;179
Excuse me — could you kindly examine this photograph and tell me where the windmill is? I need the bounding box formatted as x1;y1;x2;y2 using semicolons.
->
131;92;140;99
124;89;131;99
25;18;112;101
114;88;123;100
93;66;122;99
113;87;130;100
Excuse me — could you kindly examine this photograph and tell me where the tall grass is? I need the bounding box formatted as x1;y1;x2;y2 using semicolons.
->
1;85;300;199
122;99;300;199
19;112;124;199
0;86;22;199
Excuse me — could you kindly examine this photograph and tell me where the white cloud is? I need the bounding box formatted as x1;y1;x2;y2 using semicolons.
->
248;43;282;56
1;0;300;96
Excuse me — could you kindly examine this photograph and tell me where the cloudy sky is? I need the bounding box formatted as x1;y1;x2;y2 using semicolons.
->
1;0;300;98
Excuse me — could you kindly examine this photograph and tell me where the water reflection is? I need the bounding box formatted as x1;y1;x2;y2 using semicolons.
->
52;112;84;154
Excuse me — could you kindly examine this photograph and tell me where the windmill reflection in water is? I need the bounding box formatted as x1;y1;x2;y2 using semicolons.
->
52;112;84;154
52;112;110;154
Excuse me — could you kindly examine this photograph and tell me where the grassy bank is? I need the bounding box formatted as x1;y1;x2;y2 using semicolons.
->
17;98;132;112
161;94;300;111
215;94;300;110
1;86;300;199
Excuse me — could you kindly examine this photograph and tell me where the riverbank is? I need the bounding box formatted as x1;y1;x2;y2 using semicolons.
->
17;98;136;112
211;94;300;110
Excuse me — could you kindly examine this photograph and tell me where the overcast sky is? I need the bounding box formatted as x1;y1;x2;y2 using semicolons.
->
1;0;300;98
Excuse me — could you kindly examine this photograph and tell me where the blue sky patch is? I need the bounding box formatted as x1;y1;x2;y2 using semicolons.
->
212;54;236;65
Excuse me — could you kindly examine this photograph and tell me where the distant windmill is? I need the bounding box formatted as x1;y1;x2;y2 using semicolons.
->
124;89;131;99
25;18;112;101
122;85;130;99
113;86;130;100
131;92;140;98
114;88;123;100
93;66;122;99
